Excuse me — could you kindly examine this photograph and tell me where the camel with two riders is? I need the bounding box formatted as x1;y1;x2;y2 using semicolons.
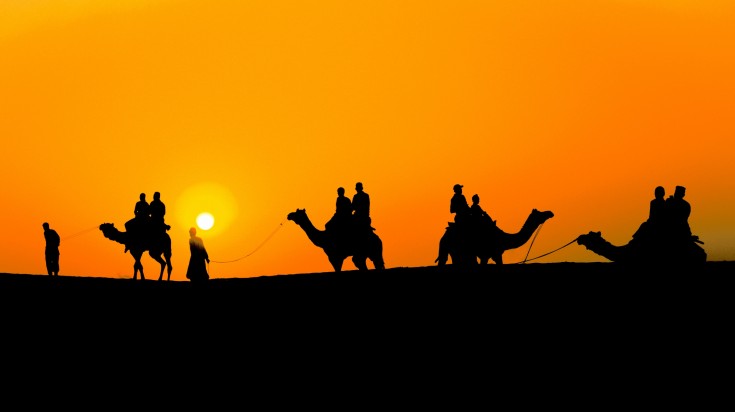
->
287;208;385;272
99;221;173;280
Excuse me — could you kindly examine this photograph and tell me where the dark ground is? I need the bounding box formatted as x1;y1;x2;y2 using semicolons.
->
3;261;733;333
2;262;733;404
3;261;734;312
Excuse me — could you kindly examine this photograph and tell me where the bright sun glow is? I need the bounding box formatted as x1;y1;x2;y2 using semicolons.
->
175;182;238;238
196;212;215;230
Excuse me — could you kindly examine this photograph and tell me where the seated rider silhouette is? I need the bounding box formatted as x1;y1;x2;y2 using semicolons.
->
124;193;151;252
666;185;696;243
148;191;171;234
125;193;149;230
352;182;373;236
633;185;701;257
326;187;353;238
450;184;470;226
469;194;495;227
633;185;667;243
134;193;149;220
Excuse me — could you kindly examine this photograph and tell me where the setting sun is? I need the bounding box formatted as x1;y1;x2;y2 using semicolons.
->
174;182;238;240
196;212;215;231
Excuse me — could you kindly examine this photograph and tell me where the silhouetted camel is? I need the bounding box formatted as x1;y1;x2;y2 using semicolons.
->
99;222;173;280
436;208;555;266
287;208;385;272
576;230;706;266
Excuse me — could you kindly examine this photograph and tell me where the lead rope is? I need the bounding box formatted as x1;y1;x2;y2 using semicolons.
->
521;223;544;263
61;225;100;241
209;219;286;264
512;232;581;264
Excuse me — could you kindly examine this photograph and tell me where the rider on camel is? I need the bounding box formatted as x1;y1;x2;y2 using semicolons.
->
450;184;470;225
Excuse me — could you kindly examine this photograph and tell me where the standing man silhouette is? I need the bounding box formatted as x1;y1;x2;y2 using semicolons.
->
42;222;60;276
352;182;372;230
186;227;210;283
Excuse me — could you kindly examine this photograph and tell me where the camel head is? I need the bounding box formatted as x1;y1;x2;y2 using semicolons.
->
99;222;116;236
99;222;125;243
576;231;603;249
531;209;555;225
287;208;308;225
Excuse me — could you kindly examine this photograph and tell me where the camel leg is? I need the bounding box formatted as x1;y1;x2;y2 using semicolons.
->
352;256;368;271
491;253;504;265
134;260;145;280
436;253;448;266
436;242;449;266
157;261;166;281
149;252;167;281
371;255;385;270
166;258;173;281
330;257;344;272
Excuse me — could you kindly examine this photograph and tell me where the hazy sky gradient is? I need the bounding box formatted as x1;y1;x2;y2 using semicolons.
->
2;0;733;279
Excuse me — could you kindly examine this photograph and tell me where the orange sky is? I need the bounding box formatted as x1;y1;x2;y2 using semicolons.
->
1;0;734;279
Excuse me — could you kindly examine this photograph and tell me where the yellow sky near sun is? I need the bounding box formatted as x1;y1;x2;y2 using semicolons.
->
1;0;734;279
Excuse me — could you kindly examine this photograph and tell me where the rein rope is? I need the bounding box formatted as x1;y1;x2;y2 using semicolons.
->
61;225;100;241
509;223;580;264
210;219;286;264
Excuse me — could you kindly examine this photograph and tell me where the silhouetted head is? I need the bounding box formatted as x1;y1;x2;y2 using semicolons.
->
287;208;307;224
675;185;686;198
655;186;665;199
453;184;463;193
576;231;603;248
531;209;555;225
154;192;161;200
355;182;363;192
472;194;479;204
42;222;49;230
189;227;197;236
140;193;146;201
99;223;117;238
337;187;345;196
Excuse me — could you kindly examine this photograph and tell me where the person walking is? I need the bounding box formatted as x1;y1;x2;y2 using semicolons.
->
42;222;60;276
186;227;210;283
